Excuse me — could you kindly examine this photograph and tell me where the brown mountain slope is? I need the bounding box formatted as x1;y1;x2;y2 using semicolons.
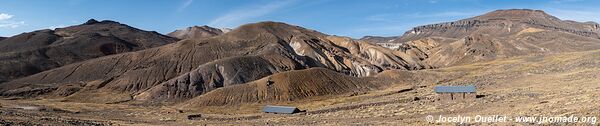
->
387;9;600;67
132;34;429;103
178;68;380;107
178;67;443;108
0;37;6;41
0;19;177;83
0;21;427;104
167;25;225;40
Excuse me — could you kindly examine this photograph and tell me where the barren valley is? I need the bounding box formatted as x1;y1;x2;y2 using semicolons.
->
1;9;599;125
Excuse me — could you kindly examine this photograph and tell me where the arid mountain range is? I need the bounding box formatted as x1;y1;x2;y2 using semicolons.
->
2;8;599;104
0;21;430;104
1;9;599;125
0;19;177;83
378;9;600;67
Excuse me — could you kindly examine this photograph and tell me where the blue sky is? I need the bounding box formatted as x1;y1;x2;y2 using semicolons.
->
1;0;599;38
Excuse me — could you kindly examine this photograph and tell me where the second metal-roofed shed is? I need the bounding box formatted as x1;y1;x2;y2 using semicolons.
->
262;105;303;114
435;85;476;101
435;86;476;93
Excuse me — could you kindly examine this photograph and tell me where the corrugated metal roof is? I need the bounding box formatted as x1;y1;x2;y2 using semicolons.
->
263;105;300;114
435;85;476;93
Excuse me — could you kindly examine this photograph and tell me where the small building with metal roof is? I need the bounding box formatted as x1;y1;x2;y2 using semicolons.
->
262;105;303;114
435;85;476;101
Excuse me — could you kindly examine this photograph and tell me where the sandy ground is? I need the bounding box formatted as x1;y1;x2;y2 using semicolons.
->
1;50;599;125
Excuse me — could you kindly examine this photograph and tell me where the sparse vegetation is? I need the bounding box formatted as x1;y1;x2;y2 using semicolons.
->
1;9;600;125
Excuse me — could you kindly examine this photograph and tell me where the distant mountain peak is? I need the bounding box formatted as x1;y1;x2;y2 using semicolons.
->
228;21;322;39
99;20;120;24
235;21;299;31
170;21;304;40
475;9;558;20
195;25;213;29
83;19;100;25
168;25;224;39
488;9;546;14
0;19;177;83
82;19;121;25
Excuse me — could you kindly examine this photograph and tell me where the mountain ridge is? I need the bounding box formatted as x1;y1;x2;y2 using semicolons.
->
383;9;600;67
168;25;228;40
0;21;427;104
0;19;177;83
2;9;600;108
397;9;600;42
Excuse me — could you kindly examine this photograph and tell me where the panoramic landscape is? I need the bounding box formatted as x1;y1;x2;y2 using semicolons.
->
1;0;599;125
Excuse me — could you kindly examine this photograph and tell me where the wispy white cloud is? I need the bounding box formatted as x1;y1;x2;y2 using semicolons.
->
349;25;409;34
177;0;194;12
365;11;481;23
48;24;66;30
0;13;14;21
207;0;296;28
0;21;25;28
424;11;480;18
336;24;409;39
545;9;600;22
0;13;25;29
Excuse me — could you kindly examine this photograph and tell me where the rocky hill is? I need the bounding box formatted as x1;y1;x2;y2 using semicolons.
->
178;68;379;107
0;21;428;104
0;19;177;83
397;9;600;42
389;9;600;67
167;25;226;40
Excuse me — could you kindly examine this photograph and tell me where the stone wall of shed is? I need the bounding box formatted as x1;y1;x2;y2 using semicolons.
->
437;92;476;102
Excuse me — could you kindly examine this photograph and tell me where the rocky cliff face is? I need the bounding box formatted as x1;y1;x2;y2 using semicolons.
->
397;9;600;42
390;9;600;67
0;19;177;83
